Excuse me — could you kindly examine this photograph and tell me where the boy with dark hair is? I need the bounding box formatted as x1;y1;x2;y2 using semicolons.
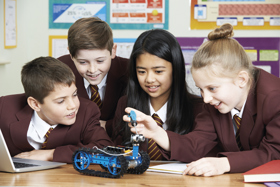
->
58;17;129;136
0;56;113;163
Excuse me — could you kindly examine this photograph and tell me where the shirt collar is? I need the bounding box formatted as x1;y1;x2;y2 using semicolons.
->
32;111;57;139
231;99;247;119
149;101;167;124
84;74;108;90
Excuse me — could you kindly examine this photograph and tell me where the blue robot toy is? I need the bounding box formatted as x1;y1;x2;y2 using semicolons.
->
72;111;150;178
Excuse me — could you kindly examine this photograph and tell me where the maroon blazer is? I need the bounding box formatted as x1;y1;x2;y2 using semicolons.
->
166;69;280;173
0;94;113;163
58;55;129;128
109;94;207;154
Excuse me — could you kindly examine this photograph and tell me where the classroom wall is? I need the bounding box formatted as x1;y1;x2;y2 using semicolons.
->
0;0;279;96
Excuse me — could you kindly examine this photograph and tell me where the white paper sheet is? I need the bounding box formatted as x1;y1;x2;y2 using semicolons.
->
147;163;187;175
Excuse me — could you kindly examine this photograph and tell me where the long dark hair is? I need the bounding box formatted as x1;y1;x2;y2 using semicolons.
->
114;29;197;143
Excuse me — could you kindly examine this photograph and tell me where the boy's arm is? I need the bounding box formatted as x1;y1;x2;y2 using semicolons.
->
14;149;55;161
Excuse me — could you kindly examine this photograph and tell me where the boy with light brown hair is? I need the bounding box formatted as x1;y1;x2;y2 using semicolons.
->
0;56;113;163
58;17;129;137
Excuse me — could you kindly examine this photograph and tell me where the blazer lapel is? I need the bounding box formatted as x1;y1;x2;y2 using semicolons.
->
101;66;122;119
76;76;89;99
10;105;34;151
240;91;257;150
218;112;240;152
102;70;116;114
44;124;70;149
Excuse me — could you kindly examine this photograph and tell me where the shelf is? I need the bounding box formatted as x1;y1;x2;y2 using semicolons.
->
0;61;10;65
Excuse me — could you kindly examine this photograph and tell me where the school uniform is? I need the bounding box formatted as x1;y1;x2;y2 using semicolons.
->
58;54;129;134
0;94;113;163
164;69;280;172
109;94;206;154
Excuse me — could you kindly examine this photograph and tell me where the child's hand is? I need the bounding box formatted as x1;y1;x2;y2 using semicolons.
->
123;107;171;151
123;107;160;139
14;149;55;161
183;157;230;177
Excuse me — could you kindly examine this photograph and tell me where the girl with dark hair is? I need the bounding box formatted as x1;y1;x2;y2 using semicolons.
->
107;29;204;160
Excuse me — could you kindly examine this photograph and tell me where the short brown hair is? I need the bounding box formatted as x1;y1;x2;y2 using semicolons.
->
68;17;113;58
191;23;255;88
21;56;75;103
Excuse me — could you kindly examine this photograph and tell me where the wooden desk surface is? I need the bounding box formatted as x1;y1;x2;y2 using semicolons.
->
0;162;265;187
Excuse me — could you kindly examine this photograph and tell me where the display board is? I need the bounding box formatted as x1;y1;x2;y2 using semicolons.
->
109;0;169;30
49;0;169;30
49;0;107;29
48;35;280;95
177;37;280;94
190;0;280;30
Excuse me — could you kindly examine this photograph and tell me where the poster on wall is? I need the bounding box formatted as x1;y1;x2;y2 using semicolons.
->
190;0;280;30
110;0;169;30
49;36;69;58
114;38;136;58
49;0;168;30
49;0;107;29
4;0;17;49
177;37;280;95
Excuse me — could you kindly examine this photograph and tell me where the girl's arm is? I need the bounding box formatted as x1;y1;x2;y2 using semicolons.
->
123;107;171;151
219;90;280;173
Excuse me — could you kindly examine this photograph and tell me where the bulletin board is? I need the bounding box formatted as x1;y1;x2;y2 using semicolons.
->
190;0;280;30
49;0;169;30
177;37;280;94
49;35;280;96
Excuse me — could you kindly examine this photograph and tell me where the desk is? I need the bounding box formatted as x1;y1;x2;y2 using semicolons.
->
0;162;265;187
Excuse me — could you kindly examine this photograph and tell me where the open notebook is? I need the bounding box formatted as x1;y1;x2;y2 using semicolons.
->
147;162;187;175
0;129;66;173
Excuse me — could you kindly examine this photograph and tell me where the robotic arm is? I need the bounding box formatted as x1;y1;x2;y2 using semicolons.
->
128;110;145;144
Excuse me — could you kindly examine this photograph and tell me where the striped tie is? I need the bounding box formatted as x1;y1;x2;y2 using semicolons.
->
148;114;163;160
233;114;243;150
90;85;102;109
41;127;53;149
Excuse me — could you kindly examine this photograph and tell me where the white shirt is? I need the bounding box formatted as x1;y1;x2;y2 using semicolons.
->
149;101;168;130
27;111;57;150
230;99;247;135
84;74;107;101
